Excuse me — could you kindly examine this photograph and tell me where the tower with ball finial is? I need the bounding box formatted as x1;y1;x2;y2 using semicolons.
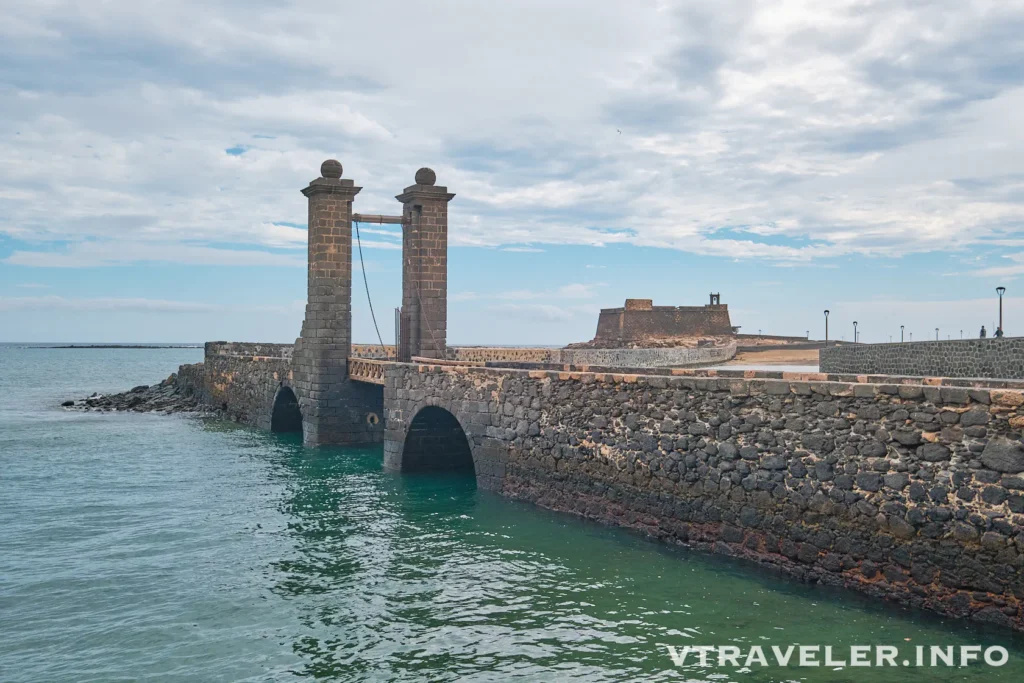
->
396;167;455;362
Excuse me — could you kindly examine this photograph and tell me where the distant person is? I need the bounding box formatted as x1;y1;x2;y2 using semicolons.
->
996;327;1004;338
980;326;987;338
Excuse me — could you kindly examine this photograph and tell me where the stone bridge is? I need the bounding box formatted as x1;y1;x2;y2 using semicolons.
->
174;159;1024;631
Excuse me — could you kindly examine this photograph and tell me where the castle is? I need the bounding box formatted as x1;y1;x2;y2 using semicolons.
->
593;294;736;344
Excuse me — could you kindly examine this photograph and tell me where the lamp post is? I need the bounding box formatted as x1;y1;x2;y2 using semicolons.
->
900;325;904;343
935;327;939;341
853;321;858;343
824;310;830;343
997;286;1006;336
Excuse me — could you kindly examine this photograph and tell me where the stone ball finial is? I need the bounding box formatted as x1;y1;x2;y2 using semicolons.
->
414;167;437;186
320;159;343;179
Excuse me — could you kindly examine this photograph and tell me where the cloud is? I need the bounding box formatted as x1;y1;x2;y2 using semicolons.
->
0;295;303;314
15;283;50;289
494;283;600;300
486;302;596;322
974;252;1024;278
1;0;1023;268
4;241;305;267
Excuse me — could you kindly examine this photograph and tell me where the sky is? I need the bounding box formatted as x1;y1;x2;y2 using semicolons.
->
2;0;1024;345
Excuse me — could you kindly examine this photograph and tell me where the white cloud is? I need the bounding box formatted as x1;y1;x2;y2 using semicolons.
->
1;0;1023;267
486;302;596;322
4;242;304;268
0;295;303;314
974;253;1024;278
494;283;600;300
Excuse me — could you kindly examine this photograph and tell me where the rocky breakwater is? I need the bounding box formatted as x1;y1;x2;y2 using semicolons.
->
61;363;209;415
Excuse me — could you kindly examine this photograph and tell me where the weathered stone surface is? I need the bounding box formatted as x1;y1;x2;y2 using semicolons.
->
821;339;1024;380
592;297;733;344
918;443;951;462
65;367;208;416
981;438;1024;473
377;364;1024;633
961;410;991;427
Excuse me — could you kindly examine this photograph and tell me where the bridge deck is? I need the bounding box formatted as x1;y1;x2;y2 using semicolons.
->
346;355;1024;390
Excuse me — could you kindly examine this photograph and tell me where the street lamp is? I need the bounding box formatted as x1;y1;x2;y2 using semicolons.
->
824;310;830;343
853;321;858;343
900;325;904;343
997;286;1006;336
935;327;939;341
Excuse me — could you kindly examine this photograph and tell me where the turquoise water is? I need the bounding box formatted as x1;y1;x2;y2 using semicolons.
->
1;345;1022;682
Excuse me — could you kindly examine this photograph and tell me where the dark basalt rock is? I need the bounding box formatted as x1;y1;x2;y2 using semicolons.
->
62;373;211;417
981;438;1024;473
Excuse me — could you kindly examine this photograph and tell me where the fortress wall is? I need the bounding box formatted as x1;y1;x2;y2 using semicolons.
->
595;305;734;342
350;345;730;369
450;347;560;364
384;364;1024;631
595;309;623;340
558;343;736;368
822;338;1024;379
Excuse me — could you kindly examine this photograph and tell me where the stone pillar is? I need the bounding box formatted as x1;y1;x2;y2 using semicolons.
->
291;159;380;446
397;167;455;361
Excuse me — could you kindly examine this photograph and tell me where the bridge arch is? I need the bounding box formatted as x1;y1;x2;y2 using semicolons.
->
399;405;475;475
270;385;303;433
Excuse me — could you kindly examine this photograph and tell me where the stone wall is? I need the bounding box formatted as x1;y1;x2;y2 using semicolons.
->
348;345;733;368
174;362;206;400
559;344;736;368
180;342;384;438
822;338;1024;379
450;347;560;364
383;364;1024;631
202;342;296;430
